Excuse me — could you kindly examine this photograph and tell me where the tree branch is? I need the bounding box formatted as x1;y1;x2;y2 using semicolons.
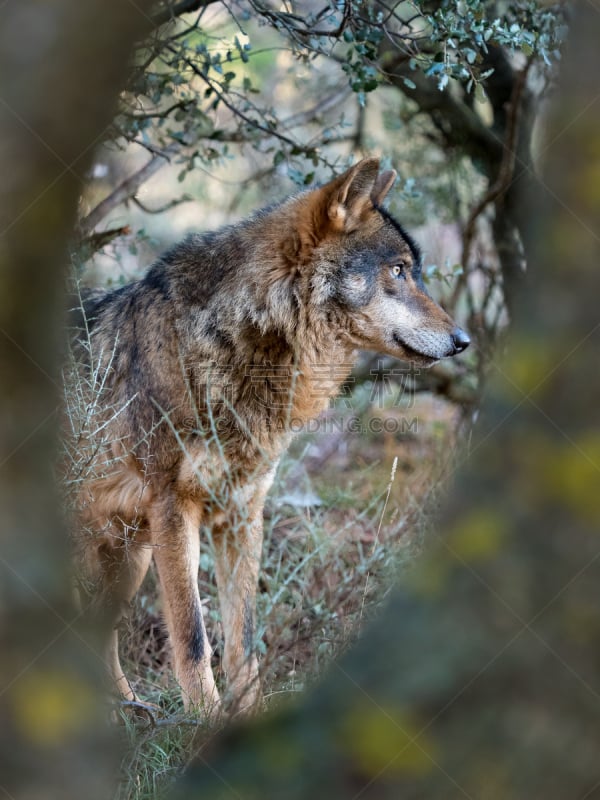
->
383;53;503;170
152;0;220;27
120;99;194;121
133;195;191;214
460;59;533;308
168;45;308;151
79;225;132;258
79;142;179;235
280;88;352;131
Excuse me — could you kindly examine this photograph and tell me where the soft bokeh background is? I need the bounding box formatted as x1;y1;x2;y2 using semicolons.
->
2;3;588;800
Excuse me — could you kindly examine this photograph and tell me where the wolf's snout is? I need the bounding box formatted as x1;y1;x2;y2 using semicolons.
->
451;327;470;354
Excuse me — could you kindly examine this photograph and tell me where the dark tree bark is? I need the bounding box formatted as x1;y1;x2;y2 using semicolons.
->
384;39;538;319
0;4;148;798
171;6;600;798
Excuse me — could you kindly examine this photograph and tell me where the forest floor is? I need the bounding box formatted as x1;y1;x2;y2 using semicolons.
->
114;387;463;799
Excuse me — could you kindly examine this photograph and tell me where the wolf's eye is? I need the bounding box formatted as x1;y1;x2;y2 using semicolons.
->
391;264;406;279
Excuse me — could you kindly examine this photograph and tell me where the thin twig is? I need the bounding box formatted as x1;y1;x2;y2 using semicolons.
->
133;195;192;214
359;457;398;623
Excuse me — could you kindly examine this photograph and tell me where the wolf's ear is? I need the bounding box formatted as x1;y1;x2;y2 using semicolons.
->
371;169;397;206
327;157;380;232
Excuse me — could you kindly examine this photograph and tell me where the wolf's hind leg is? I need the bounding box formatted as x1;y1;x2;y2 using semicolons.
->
84;521;153;702
213;515;263;715
105;537;153;702
212;472;274;715
150;499;220;716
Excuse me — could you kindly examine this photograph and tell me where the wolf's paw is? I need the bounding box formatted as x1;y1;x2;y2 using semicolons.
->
115;697;162;725
182;685;223;724
226;680;263;719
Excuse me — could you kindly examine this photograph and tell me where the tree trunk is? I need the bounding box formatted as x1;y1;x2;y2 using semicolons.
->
385;38;539;321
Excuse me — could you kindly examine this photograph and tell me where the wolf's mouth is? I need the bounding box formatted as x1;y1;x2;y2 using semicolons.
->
392;333;439;364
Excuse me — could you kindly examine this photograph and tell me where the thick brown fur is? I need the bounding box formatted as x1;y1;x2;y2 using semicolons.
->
70;158;469;716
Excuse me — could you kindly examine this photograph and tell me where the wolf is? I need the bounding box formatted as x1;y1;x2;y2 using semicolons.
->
71;157;469;717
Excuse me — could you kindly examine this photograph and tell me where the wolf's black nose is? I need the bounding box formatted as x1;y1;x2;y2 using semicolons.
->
451;327;470;353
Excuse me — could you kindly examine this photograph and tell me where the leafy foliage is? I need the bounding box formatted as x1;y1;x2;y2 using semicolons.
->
80;0;567;395
105;1;565;179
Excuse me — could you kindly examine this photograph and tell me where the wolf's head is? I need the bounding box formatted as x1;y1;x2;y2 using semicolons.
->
296;158;470;367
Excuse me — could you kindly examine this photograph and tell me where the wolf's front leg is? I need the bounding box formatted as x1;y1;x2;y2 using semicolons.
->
150;499;220;716
212;509;264;715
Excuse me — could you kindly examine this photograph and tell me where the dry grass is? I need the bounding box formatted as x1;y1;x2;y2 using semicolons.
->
107;386;461;799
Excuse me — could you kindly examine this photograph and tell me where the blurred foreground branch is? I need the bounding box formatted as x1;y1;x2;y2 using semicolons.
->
0;4;148;799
